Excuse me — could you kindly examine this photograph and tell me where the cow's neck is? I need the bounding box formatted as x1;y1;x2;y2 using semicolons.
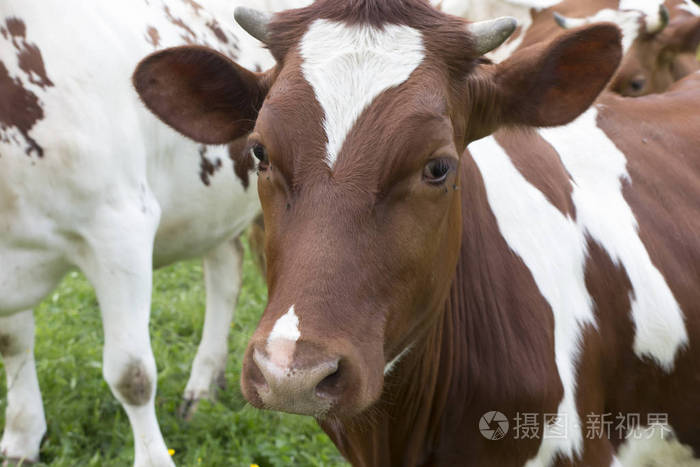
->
321;157;562;466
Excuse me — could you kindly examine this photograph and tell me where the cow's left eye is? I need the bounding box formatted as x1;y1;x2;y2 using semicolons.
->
423;158;453;185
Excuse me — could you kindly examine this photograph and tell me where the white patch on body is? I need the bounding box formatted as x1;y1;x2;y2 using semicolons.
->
539;107;688;371
470;108;689;465
300;19;425;169
618;425;699;467
471;135;593;464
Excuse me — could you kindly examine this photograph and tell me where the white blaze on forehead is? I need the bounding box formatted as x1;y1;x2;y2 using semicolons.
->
268;305;301;343
300;19;425;169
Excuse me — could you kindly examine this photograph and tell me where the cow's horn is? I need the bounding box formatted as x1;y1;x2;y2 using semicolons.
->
645;4;669;34
234;7;272;43
552;12;586;29
466;17;518;55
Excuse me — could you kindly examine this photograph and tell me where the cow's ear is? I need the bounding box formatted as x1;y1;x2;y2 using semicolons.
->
133;46;270;144
471;24;621;139
666;16;700;54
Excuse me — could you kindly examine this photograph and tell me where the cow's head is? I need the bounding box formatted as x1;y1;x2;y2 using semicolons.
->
555;4;700;96
134;0;621;419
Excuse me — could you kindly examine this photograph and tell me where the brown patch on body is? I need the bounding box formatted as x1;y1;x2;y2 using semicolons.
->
164;5;197;44
1;17;53;157
206;19;228;44
6;18;53;89
182;0;203;15
0;61;45;157
146;25;160;48
115;361;152;406
198;145;222;186
592;84;700;454
227;137;254;189
494;128;577;219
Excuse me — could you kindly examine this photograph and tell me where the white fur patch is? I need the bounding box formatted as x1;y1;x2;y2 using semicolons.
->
268;305;301;343
300;19;425;169
471;135;593;463
470;108;689;465
618;425;699;467
538;107;688;372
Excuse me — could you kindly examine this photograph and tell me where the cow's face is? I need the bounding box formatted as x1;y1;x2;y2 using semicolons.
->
555;5;700;96
134;0;621;419
612;13;700;95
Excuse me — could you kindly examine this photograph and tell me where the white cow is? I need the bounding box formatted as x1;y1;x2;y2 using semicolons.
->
0;0;297;465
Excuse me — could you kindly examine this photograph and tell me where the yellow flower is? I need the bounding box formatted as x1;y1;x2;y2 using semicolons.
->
251;464;260;467
168;449;175;456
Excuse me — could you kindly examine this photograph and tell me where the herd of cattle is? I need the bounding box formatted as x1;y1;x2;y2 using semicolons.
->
1;0;700;465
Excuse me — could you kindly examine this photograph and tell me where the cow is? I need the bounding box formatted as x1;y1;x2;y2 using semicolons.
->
136;0;700;465
448;0;700;96
0;0;303;465
552;0;700;96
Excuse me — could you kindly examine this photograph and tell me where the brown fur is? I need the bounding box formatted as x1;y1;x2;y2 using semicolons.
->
146;25;161;48
494;129;576;219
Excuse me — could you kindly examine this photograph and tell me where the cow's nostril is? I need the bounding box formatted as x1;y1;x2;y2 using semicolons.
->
247;352;268;390
315;364;342;398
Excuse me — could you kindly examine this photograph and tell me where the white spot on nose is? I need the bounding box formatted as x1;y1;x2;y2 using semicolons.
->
266;305;300;368
269;305;300;343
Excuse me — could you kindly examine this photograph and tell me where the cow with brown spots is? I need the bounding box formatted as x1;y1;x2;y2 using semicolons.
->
0;0;306;465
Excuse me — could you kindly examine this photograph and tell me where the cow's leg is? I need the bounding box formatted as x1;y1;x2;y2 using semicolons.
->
180;236;244;419
0;310;45;463
77;203;172;467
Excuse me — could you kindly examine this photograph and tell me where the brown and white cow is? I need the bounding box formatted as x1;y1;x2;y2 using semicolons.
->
551;0;700;96
134;0;700;465
467;0;700;96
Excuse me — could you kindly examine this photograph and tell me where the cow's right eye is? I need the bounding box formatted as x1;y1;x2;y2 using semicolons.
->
628;76;646;94
250;143;269;171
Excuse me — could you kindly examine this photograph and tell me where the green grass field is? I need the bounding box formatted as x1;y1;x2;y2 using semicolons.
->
0;239;347;466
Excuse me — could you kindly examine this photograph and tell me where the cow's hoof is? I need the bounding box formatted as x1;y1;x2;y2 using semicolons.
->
178;397;201;421
179;372;226;420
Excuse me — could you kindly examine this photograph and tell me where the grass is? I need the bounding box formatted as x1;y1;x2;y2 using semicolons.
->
0;238;348;466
